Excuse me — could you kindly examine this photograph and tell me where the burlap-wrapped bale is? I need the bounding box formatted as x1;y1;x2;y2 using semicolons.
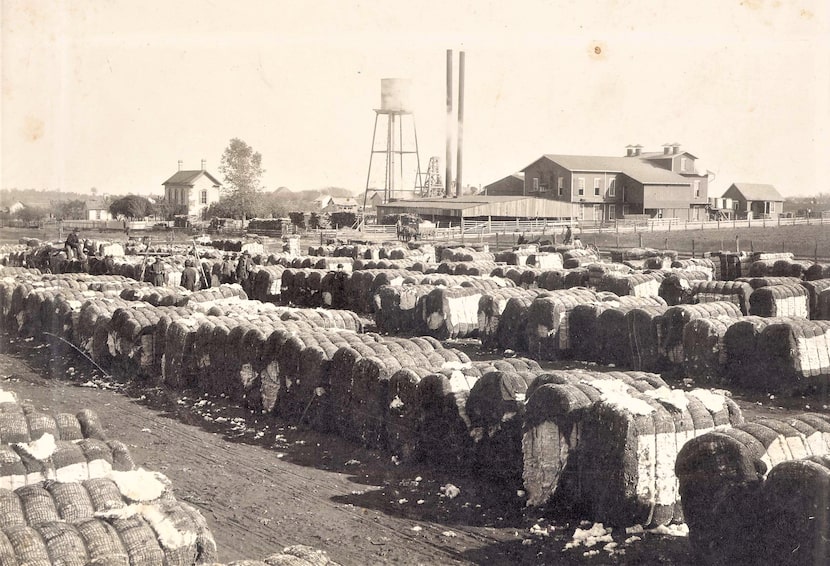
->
748;283;809;318
465;371;538;488
658;270;711;306
805;263;830;281
586;262;632;288
692;280;753;315
753;455;830;566
626;305;670;372
676;413;830;566
0;472;218;564
373;284;433;335
754;319;830;394
0;406;106;444
721;316;783;388
422;286;484;339
415;366;481;471
681;317;744;382
1;436;134;490
525;289;598;360
597;272;665;298
478;288;545;350
741;275;802;290
522;370;669;509
800;279;830;320
658;302;743;372
578;386;742;527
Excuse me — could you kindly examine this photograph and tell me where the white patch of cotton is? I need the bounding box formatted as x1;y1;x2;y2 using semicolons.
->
644;387;689;412
589;381;654;416
0;390;18;404
688;389;726;413
15;433;56;460
110;468;168;501
96;503;198;550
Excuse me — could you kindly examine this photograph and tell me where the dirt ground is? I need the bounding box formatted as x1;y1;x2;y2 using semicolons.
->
0;332;715;566
2;334;817;565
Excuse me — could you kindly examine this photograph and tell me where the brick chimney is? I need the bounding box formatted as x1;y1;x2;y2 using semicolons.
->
201;159;206;171
633;144;643;156
625;145;634;157
178;160;183;171
663;143;672;155
672;143;681;155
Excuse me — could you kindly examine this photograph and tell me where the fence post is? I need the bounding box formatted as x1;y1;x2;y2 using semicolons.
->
638;233;643;248
736;235;740;253
778;216;780;227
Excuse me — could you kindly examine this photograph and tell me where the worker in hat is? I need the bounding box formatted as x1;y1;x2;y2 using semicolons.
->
181;259;199;291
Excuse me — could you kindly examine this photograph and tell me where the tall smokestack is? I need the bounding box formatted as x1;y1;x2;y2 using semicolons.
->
201;159;206;171
445;49;453;199
456;51;465;198
178;160;183;171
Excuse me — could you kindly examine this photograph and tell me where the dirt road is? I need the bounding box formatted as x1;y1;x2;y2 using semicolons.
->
0;335;703;565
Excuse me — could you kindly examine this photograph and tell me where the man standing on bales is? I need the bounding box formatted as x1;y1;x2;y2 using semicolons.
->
236;250;253;294
181;259;199;291
65;228;82;259
150;257;167;287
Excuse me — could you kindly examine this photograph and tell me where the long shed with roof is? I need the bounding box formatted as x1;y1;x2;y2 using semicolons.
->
375;195;576;225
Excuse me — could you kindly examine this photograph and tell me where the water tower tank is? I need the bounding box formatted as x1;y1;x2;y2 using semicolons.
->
380;78;412;113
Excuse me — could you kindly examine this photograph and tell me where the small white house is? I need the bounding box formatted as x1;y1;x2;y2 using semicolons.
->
162;160;222;220
85;198;114;221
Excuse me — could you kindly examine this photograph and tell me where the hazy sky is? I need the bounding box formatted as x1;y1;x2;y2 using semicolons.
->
2;0;828;198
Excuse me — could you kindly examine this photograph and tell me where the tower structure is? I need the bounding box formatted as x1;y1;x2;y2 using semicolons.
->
363;79;423;205
420;156;444;197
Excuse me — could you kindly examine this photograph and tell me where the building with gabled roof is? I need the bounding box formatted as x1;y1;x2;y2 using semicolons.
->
519;143;708;222
722;182;784;219
162;160;222;220
85;198;114;221
483;173;525;196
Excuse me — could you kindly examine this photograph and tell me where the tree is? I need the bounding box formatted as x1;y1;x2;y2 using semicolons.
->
219;138;265;225
13;206;46;224
52;199;88;221
152;196;187;220
109;195;153;219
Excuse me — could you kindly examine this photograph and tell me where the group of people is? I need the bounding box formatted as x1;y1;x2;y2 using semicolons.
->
146;250;254;293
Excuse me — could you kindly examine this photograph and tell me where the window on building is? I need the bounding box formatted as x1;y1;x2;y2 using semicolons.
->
577;177;585;196
539;183;547;193
532;177;539;192
681;157;688;171
557;176;564;196
594;178;601;196
201;190;208;205
693;180;701;198
95;210;101;220
594;204;602;221
608;178;616;197
608;204;616;220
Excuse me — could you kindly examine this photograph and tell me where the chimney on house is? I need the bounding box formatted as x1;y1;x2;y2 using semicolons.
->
663;143;672;155
201;159;206;171
633;144;643;156
672;143;680;155
625;145;634;157
178;160;183;171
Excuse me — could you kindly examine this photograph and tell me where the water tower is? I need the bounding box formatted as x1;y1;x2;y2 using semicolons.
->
363;79;423;204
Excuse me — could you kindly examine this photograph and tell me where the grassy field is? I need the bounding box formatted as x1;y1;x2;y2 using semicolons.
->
582;224;830;260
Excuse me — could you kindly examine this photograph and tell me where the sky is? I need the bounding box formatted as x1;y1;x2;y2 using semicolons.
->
2;0;828;199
